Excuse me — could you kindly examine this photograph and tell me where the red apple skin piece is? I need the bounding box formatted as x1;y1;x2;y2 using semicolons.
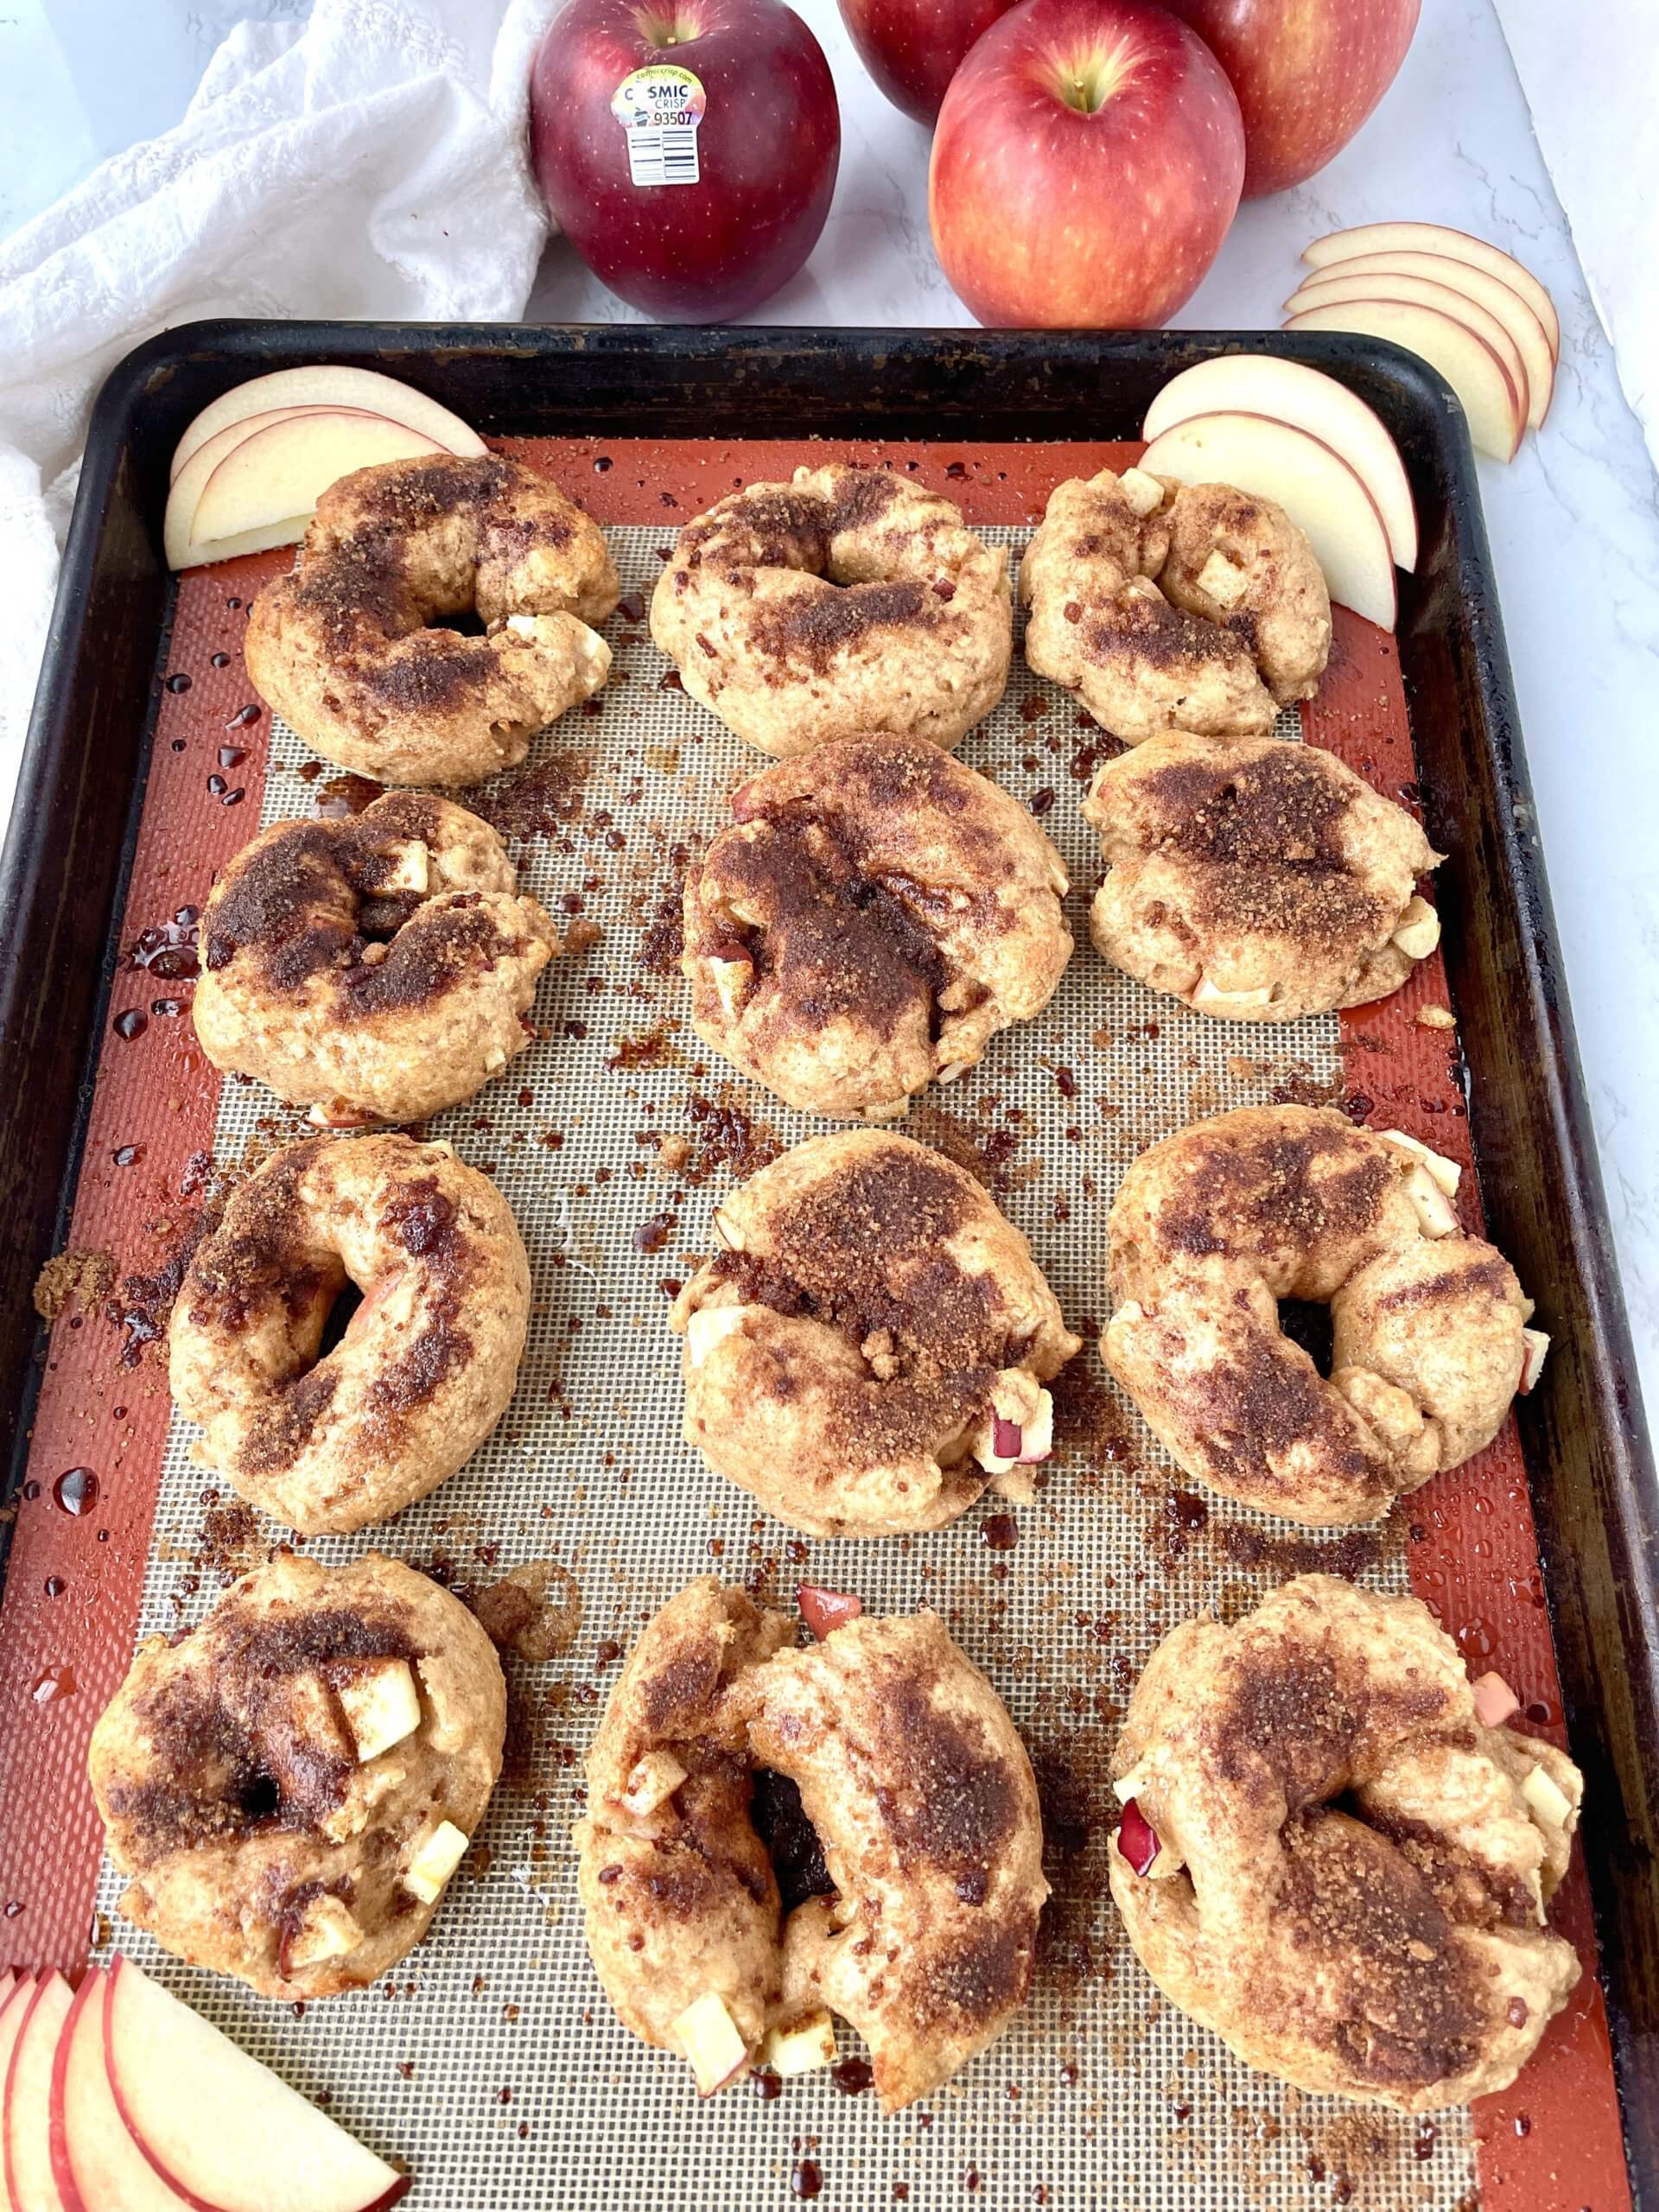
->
50;1970;191;2212
530;0;839;322
4;1970;73;2212
930;0;1244;329
1158;0;1419;197
835;0;1020;123
798;1586;864;1640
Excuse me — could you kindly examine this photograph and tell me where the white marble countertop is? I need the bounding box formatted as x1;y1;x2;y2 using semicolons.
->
10;0;1658;1420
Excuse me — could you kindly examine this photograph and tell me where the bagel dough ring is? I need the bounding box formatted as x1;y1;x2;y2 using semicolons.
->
90;1551;505;1999
1020;467;1331;745
650;465;1012;757
245;454;619;786
670;1130;1079;1537
1103;1106;1542;1526
1109;1575;1583;2107
574;1579;1047;2110
683;735;1072;1120
1082;731;1443;1020
193;791;558;1126
169;1135;531;1534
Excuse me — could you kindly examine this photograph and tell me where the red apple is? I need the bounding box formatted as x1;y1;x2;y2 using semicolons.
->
928;0;1245;329
1158;0;1420;198
529;0;839;322
836;0;1020;124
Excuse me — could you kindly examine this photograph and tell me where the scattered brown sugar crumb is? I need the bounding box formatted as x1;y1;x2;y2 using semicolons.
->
106;1206;219;1366
906;1102;1033;1196
656;1134;691;1174
470;1560;583;1662
564;916;603;957
1416;1003;1456;1030
474;751;593;841
34;1246;114;1322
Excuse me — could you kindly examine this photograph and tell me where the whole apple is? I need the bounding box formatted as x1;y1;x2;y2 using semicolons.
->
1159;0;1421;197
530;0;840;321
836;0;1022;124
929;0;1245;328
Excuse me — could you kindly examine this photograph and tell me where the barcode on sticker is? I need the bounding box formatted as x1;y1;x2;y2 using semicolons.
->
625;124;700;188
611;63;706;190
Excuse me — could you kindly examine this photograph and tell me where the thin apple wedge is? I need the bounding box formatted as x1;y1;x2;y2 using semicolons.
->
163;406;389;569
172;366;485;482
1283;300;1522;463
51;1970;188;2212
1137;410;1396;629
102;1956;410;2212
1142;354;1417;571
1285;270;1530;435
1292;248;1554;428
181;414;447;572
5;1971;73;2212
1302;222;1559;365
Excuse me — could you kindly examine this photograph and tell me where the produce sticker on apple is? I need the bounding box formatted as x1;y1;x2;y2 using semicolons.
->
610;63;708;187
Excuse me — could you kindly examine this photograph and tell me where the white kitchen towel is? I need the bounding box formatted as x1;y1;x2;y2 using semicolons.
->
0;0;563;822
1491;0;1659;474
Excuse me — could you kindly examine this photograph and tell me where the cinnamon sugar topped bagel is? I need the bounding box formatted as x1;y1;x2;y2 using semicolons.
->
245;454;619;786
670;1130;1079;1537
1103;1106;1546;1526
1021;467;1331;744
1109;1575;1583;2107
1083;730;1443;1020
169;1135;531;1534
91;1552;505;1999
651;464;1012;756
193;791;557;1127
683;735;1071;1120
574;1580;1046;2110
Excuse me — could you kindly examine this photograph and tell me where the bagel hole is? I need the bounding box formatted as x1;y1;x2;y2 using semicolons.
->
315;1281;365;1361
750;1768;836;1913
1278;1298;1334;1377
238;1770;282;1822
426;607;489;639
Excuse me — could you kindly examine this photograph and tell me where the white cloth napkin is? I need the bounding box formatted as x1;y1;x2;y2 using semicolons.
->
1491;0;1659;474
0;0;563;821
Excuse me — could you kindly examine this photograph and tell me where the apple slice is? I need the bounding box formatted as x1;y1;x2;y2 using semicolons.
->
5;1971;73;2212
51;1970;189;2212
1142;354;1417;572
1282;301;1522;464
1285;271;1530;436
172;367;485;483
1137;412;1396;629
163;407;389;569
1293;249;1554;428
102;1956;409;2212
181;414;446;571
1302;223;1559;365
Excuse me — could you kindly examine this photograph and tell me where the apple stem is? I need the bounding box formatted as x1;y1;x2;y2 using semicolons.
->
1046;35;1135;114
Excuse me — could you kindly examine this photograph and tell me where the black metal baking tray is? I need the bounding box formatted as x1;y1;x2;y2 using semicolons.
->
3;321;1654;2194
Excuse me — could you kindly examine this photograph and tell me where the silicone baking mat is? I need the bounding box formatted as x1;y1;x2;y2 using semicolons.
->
0;439;1628;2212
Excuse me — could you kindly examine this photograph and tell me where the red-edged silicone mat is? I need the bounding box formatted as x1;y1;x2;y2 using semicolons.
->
0;436;1629;2212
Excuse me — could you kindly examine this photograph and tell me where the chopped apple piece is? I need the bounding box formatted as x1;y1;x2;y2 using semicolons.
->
1116;1799;1160;1876
798;1586;863;1640
1283;300;1522;463
1402;1162;1459;1237
683;1305;747;1366
5;1972;74;2212
709;957;749;1020
711;1207;743;1250
760;2010;838;2077
1139;412;1396;629
1143;354;1418;572
1195;550;1249;608
1519;1328;1550;1395
188;412;447;558
374;841;429;895
1302;223;1560;365
102;1955;410;2210
620;1751;687;1819
51;1969;188;2212
1471;1672;1521;1728
1016;1393;1053;1465
334;1660;423;1764
1519;1761;1574;1832
283;1895;365;1976
172;366;486;481
672;1992;750;2096
1287;271;1530;434
403;1820;471;1905
1390;894;1441;960
1377;1129;1461;1197
1295;248;1554;428
1192;976;1275;1013
1116;466;1165;518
